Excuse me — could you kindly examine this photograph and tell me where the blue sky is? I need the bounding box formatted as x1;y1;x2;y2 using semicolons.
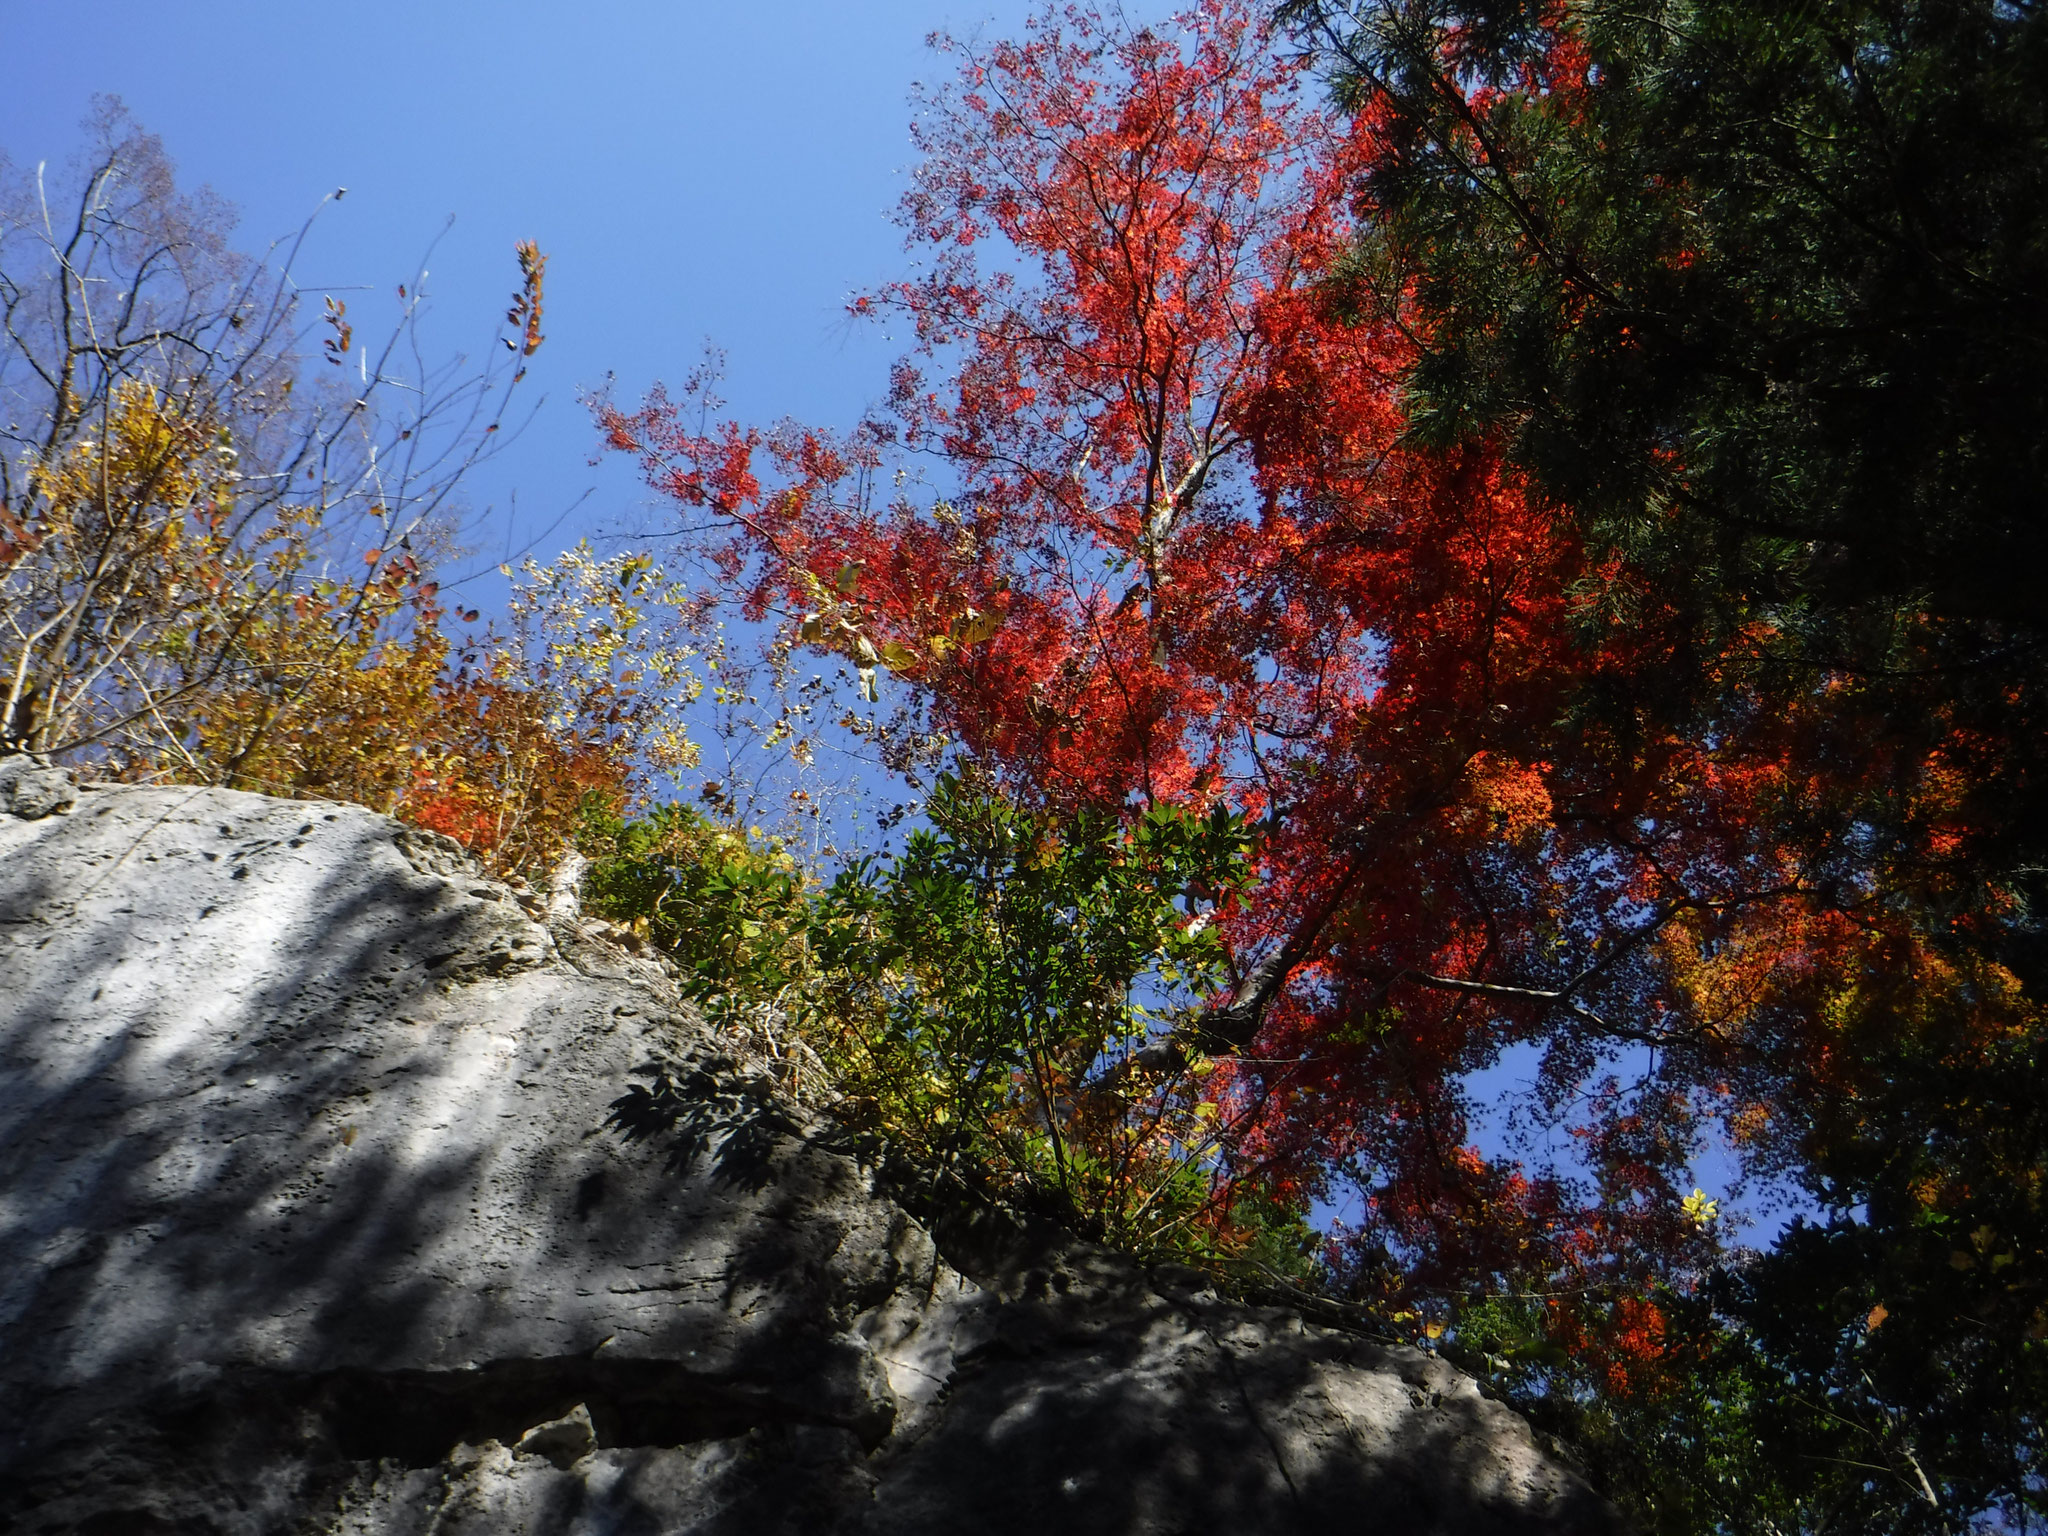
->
1;0;1045;569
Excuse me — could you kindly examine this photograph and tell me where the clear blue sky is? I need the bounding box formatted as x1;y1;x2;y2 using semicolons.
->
0;0;1052;569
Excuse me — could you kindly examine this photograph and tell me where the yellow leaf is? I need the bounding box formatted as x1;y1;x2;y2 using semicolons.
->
878;640;918;672
955;606;1002;645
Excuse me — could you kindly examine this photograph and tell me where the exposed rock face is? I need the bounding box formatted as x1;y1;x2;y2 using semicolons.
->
0;754;77;820
0;768;1625;1535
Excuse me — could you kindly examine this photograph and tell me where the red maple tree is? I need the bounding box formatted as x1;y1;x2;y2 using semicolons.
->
598;0;2003;1388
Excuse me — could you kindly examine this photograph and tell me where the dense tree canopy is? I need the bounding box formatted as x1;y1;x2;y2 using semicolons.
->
600;2;2048;1528
1290;0;2048;635
1282;2;2048;1524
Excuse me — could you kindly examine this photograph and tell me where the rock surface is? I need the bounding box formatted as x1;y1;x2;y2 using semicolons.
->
0;768;1625;1535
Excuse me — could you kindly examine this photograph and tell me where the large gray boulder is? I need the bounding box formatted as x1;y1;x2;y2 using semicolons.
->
0;767;1625;1535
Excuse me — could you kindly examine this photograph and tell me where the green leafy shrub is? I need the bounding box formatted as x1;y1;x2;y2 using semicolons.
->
582;777;1313;1269
579;798;811;1012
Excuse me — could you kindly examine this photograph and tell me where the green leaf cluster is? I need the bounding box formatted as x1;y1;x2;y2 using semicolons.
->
580;780;1308;1265
578;799;811;1011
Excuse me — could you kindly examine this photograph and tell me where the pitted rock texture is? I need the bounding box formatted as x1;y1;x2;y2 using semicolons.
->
0;753;77;820
0;777;1625;1536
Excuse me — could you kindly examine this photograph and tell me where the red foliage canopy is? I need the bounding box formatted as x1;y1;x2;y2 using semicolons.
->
599;0;2009;1378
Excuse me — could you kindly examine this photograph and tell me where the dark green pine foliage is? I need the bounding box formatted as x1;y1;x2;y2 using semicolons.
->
1286;3;2048;1530
1291;0;2048;633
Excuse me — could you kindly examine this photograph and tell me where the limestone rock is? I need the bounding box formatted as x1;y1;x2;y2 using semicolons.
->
0;780;1626;1535
0;754;77;820
513;1403;598;1469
